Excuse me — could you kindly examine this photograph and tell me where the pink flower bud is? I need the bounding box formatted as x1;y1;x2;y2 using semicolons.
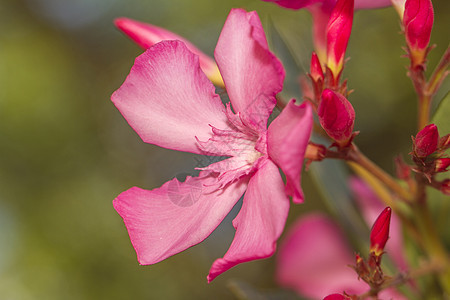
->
414;124;439;157
324;294;351;300
370;207;391;255
326;0;354;80
403;0;434;67
441;179;450;196
310;52;325;82
114;18;224;87
435;158;450;173
394;155;411;180
439;134;450;151
318;89;355;144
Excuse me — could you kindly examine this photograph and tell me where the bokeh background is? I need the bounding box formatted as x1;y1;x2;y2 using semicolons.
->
0;0;448;299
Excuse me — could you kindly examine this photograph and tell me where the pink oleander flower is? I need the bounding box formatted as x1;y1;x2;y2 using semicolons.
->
276;213;406;299
403;0;434;68
261;0;391;62
318;89;355;145
112;8;313;282
114;17;224;87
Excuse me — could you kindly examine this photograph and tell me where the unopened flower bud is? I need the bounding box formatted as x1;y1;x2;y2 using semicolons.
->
413;124;439;157
326;0;354;81
441;179;450;195
318;89;355;145
435;158;450;173
370;207;391;256
324;294;351;300
395;155;411;180
403;0;434;67
114;18;224;87
439;134;450;151
310;52;324;82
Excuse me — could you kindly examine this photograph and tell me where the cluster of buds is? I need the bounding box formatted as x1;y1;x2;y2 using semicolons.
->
353;207;392;292
402;0;434;69
410;124;450;194
303;0;357;150
307;0;353;102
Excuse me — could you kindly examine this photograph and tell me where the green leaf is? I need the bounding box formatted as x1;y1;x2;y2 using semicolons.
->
431;92;450;133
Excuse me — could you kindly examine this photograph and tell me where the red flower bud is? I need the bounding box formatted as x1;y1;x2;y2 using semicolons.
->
394;155;411;180
326;0;354;80
441;179;450;196
439;134;450;151
414;124;439;157
370;207;391;255
324;294;351;300
318;89;355;144
310;52;324;82
435;158;450;173
403;0;434;67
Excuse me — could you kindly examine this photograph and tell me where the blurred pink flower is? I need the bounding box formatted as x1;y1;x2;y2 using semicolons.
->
114;17;224;87
276;213;406;299
112;8;313;282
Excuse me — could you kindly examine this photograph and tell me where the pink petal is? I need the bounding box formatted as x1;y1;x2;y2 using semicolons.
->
214;8;285;131
354;0;391;9
207;159;289;282
267;100;313;203
111;40;229;154
114;17;223;86
261;0;324;9
113;172;249;265
276;214;368;298
262;0;391;10
349;177;408;270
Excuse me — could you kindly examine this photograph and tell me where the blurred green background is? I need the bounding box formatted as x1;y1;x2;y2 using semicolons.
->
0;0;448;299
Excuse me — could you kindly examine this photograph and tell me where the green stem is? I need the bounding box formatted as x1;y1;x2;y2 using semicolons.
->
412;176;450;294
426;45;450;97
418;94;431;131
348;146;413;202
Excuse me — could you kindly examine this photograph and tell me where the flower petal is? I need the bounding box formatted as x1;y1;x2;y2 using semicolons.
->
262;0;391;10
354;0;391;9
111;40;229;154
267;100;313;203
113;173;249;265
214;8;285;131
207;159;289;282
261;0;322;9
114;17;224;87
276;214;367;298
